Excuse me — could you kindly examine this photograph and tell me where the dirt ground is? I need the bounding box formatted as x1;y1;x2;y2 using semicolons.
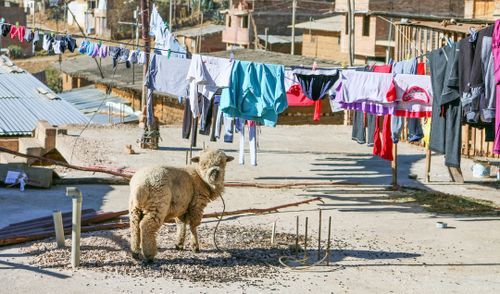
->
0;124;499;293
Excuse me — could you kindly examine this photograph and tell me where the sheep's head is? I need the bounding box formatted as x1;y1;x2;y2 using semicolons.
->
191;149;234;191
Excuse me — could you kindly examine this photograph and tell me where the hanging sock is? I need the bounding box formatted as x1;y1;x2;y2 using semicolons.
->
373;115;393;161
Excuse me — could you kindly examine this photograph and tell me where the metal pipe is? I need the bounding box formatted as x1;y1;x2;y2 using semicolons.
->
326;216;332;266
52;210;65;248
66;187;82;268
317;209;322;260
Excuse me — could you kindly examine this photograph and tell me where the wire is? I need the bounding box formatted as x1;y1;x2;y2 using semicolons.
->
212;194;226;252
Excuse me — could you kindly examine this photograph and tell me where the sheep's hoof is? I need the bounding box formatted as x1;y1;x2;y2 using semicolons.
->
192;247;200;253
131;251;141;260
175;244;184;251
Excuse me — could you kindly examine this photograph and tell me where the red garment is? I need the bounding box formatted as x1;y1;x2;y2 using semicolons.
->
286;84;315;107
373;115;394;161
372;64;392;73
286;83;321;121
9;25;25;42
417;62;426;75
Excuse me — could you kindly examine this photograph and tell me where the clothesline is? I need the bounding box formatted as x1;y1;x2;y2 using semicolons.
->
0;20;187;55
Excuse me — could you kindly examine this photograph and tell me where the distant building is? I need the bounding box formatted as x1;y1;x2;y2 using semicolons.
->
257;35;302;55
175;24;226;54
0;0;33;57
291;16;348;63
221;0;334;50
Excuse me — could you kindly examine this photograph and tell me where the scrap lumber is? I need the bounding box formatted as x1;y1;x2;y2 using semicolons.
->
0;198;322;246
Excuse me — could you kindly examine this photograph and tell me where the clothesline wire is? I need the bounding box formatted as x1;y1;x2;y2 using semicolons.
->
0;20;187;55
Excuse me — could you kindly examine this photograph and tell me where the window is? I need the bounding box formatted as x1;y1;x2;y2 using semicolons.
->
362;15;370;36
345;15;348;35
241;16;248;28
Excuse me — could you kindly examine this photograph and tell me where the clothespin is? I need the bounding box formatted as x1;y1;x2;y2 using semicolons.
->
167;49;171;59
15;21;19;26
229;51;234;62
164;20;169;30
0;18;5;23
312;61;317;71
341;61;348;69
405;52;411;60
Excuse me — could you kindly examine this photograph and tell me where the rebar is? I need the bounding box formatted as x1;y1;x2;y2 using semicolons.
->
326;216;332;266
317;209;322;260
295;216;299;256
304;217;308;259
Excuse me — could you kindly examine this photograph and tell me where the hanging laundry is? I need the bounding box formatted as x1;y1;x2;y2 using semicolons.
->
236;119;257;166
220;60;288;127
149;4;187;58
24;28;33;42
388;74;433;118
181;97;198;147
429;42;462;168
284;70;315;107
9;25;25;42
335;70;395;115
0;23;11;37
186;54;234;117
493;20;500;154
209;93;221;142
392;59;417;75
137;51;147;64
65;35;77;53
42;34;53;51
373;115;393;161
468;25;495;124
32;30;40;44
109;47;131;69
371;64;392;73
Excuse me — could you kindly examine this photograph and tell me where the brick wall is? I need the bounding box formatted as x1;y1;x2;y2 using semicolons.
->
336;0;465;17
302;30;348;62
1;6;32;57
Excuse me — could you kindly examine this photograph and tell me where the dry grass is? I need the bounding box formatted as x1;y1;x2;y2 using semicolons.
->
389;189;499;216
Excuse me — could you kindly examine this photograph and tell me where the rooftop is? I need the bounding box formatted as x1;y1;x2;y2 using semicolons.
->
257;35;303;44
175;24;225;38
289;16;344;33
396;20;489;34
0;57;89;136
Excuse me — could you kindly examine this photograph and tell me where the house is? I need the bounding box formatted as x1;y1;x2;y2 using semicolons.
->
221;0;334;50
334;0;497;63
290;16;348;63
66;0;134;39
175;24;226;54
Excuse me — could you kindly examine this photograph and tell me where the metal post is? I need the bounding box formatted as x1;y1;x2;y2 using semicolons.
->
347;0;354;66
66;187;82;268
52;210;65;248
326;216;331;266
32;2;36;54
291;0;296;55
317;209;322;260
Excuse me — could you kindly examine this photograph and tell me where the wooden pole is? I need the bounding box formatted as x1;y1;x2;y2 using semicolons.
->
291;0;297;55
391;143;398;188
347;0;354;65
140;0;150;110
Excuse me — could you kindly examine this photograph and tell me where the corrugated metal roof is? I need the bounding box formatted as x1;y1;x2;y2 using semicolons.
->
0;69;89;136
290;15;344;32
175;24;225;37
257;35;303;44
59;86;140;124
0;55;25;74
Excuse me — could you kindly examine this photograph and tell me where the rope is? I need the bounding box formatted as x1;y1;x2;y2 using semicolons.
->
212;194;226;252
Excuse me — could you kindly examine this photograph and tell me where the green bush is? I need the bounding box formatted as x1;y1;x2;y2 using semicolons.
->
8;45;23;59
45;67;62;93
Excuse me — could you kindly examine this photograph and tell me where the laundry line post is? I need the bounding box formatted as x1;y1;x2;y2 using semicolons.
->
391;143;398;189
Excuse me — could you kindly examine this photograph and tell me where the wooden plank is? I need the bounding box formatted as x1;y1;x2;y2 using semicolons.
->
425;148;431;182
391;143;398;188
448;167;465;183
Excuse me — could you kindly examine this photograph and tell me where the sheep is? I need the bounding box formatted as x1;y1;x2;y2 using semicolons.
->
128;149;234;261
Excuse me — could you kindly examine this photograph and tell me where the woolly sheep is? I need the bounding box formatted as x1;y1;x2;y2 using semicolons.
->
129;149;234;261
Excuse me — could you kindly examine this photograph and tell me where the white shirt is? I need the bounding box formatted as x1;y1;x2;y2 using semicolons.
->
186;54;233;116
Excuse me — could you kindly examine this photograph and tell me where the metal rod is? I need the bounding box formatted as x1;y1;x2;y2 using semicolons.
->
185;150;189;165
295;215;299;256
52;210;65;248
317;209;322;260
304;216;308;259
326;216;332;266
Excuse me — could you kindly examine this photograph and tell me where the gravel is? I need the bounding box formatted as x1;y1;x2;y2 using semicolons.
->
21;224;304;285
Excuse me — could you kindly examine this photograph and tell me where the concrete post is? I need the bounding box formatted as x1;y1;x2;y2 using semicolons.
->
66;187;82;268
52;210;65;248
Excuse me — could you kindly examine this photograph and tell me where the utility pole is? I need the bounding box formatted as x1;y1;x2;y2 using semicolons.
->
347;0;354;66
291;0;296;55
140;0;150;111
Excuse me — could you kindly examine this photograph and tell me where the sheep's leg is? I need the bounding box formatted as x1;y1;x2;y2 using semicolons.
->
175;217;187;250
189;224;200;253
129;207;142;259
140;210;166;262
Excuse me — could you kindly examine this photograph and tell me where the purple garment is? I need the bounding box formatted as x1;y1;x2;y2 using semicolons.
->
492;20;500;154
339;101;395;115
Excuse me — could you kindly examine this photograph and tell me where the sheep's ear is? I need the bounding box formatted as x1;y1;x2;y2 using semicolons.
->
226;156;234;162
191;156;200;163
